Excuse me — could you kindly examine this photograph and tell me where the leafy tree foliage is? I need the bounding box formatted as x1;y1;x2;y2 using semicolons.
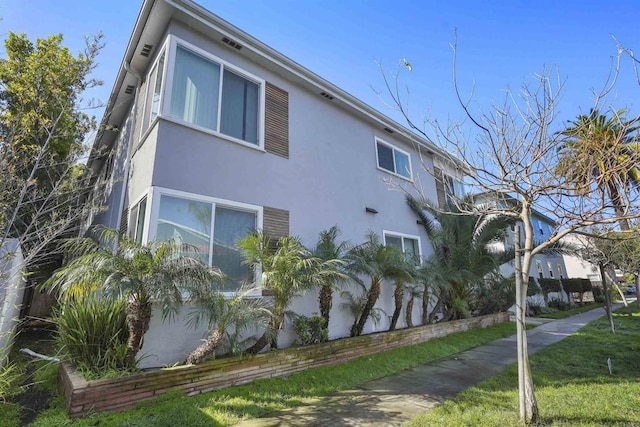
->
0;32;103;284
557;109;640;231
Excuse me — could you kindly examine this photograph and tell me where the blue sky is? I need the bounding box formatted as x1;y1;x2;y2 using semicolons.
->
1;0;639;138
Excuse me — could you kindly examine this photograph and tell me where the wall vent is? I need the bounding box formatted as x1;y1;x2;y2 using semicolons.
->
384;127;394;134
320;92;334;100
140;44;153;57
221;37;243;50
124;85;135;95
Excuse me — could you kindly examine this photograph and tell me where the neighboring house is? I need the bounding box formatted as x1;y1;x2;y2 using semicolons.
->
475;193;570;305
560;234;601;284
86;0;464;367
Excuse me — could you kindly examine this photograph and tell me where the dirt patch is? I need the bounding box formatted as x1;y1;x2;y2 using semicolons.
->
8;326;58;424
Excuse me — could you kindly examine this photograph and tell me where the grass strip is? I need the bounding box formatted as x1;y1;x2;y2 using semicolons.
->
408;306;640;426
32;320;520;426
538;302;601;319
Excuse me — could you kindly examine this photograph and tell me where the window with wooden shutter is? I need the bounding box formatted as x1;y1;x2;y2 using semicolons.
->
264;82;289;158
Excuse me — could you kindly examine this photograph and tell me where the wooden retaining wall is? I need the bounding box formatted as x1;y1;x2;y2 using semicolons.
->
60;312;509;417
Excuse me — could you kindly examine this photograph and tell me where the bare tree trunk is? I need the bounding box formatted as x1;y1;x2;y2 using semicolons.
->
599;263;616;334
514;225;539;424
635;273;640;309
389;281;404;331
405;294;414;328
125;298;152;369
604;267;628;307
352;280;381;336
186;329;225;365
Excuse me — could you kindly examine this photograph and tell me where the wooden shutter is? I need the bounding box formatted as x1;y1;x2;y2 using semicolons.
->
264;82;289;158
434;167;446;208
263;206;289;241
119;207;129;239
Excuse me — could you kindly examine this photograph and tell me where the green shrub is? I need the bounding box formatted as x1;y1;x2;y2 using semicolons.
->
548;297;570;311
56;295;130;377
293;313;328;345
528;301;544;316
474;276;513;315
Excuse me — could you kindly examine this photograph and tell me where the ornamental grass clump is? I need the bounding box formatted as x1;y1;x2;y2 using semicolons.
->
56;295;130;377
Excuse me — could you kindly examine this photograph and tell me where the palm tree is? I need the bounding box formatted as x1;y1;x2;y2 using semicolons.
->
43;228;224;368
345;232;413;336
557;109;640;230
185;284;272;364
313;226;351;330
407;196;512;321
239;232;346;353
389;255;417;331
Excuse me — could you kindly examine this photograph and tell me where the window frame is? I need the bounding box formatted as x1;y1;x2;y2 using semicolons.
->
382;230;422;261
140;38;171;139
146;186;264;296
128;191;152;244
154;36;266;151
375;137;413;181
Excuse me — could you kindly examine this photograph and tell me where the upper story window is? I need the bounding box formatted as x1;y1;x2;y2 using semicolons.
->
383;231;421;263
376;138;412;180
142;37;264;148
444;174;465;200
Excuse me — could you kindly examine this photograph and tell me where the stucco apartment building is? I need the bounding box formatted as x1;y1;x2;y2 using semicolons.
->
86;0;464;367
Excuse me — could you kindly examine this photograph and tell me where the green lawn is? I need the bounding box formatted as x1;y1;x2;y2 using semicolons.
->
22;321;521;426
538;302;601;319
408;306;640;426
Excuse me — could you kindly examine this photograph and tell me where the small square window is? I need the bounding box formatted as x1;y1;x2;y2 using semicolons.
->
376;139;412;179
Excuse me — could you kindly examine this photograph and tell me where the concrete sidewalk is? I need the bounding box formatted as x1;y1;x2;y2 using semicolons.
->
236;306;617;427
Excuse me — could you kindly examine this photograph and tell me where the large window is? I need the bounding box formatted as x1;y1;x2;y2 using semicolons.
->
376;139;412;180
383;231;421;263
153;191;260;291
142;37;262;146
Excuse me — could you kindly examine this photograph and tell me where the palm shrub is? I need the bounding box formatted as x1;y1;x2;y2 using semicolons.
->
185;284;272;364
404;284;422;327
239;232;347;353
56;295;129;376
473;274;511;315
345;232;412;336
313;226;351;330
538;278;562;306
43;228;223;368
339;288;385;332
389;257;417;331
407;195;513;321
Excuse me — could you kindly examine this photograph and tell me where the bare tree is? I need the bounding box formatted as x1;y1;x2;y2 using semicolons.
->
379;37;640;423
